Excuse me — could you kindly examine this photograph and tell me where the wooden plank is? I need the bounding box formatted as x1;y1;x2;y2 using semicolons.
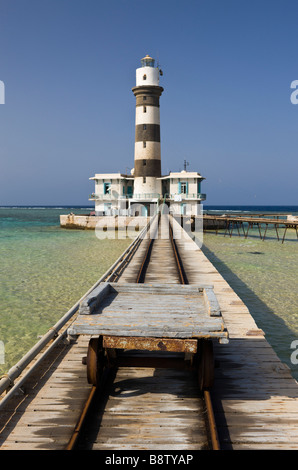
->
81;363;209;451
69;279;228;342
68;323;228;339
79;282;110;315
203;287;221;316
109;282;214;294
0;335;92;451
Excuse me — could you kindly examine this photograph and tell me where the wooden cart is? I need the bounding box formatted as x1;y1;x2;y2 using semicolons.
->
67;282;229;390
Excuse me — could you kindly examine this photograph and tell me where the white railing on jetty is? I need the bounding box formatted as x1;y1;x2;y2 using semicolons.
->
0;216;156;408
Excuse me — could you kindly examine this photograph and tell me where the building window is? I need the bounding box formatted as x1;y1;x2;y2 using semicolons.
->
143;96;147;101
143;159;146;166
143;177;146;183
143;124;147;130
143;141;146;148
143;106;146;113
103;182;111;195
178;181;188;195
143;74;147;80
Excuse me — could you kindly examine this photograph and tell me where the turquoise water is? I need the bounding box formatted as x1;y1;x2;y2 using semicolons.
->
0;206;297;383
0;207;132;373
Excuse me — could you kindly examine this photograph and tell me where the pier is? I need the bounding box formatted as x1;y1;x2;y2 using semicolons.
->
203;213;298;243
0;214;298;450
60;212;298;243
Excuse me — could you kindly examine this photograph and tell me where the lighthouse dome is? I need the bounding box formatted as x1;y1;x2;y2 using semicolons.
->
141;55;155;68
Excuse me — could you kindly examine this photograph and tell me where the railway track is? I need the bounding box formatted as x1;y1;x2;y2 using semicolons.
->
66;214;220;451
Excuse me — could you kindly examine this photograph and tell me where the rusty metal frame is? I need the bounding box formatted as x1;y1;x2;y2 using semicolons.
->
102;335;198;353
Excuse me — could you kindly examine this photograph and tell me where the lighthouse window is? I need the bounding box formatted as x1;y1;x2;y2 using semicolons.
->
143;124;147;130
143;74;147;80
143;177;146;183
143;141;146;148
143;159;146;166
143;96;147;101
143;106;147;113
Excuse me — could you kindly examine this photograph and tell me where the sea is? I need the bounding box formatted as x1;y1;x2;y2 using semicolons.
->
0;205;297;382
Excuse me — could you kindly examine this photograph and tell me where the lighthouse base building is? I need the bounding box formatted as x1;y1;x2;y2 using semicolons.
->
89;170;206;216
89;55;206;217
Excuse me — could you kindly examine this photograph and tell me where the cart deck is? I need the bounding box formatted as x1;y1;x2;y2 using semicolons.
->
67;283;228;389
68;282;229;345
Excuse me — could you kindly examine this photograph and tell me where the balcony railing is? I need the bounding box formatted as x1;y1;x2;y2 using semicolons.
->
89;193;161;200
89;193;206;201
89;193;122;200
130;193;161;200
169;193;206;201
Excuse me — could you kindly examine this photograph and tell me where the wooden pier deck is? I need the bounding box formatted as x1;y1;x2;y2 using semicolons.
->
172;218;298;449
0;215;298;450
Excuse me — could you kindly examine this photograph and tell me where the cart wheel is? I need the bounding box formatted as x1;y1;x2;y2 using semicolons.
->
86;336;105;386
198;339;214;391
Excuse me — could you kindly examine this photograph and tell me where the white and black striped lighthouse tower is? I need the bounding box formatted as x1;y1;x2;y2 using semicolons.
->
131;55;163;214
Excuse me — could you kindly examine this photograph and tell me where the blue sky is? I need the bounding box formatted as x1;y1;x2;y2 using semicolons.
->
0;0;297;206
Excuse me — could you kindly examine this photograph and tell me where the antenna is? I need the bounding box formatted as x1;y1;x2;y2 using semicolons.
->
156;51;163;76
183;160;189;171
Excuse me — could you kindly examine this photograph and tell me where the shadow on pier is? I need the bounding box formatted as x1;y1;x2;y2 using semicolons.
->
200;243;298;449
201;242;297;373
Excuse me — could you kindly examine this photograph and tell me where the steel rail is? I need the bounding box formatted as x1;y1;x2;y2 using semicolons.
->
65;385;97;450
169;215;220;450
65;214;160;450
66;213;221;451
204;390;220;450
136;213;160;283
168;218;188;285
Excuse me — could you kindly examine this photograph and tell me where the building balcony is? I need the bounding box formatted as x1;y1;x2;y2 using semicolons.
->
89;193;130;201
168;193;206;201
89;194;109;200
89;192;206;202
130;193;161;200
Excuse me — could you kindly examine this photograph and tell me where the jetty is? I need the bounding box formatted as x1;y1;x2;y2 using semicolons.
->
203;213;298;243
60;211;298;243
0;213;298;450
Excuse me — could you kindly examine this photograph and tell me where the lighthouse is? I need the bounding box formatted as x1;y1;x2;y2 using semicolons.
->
131;55;164;215
86;54;206;221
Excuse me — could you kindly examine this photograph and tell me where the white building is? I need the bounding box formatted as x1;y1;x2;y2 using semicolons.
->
159;171;205;216
89;173;134;215
89;169;206;216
